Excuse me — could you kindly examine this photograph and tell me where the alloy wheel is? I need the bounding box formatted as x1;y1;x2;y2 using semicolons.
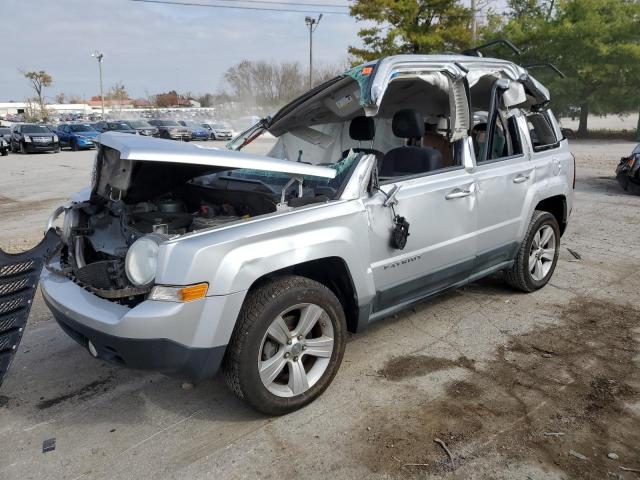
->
258;303;334;397
529;224;556;281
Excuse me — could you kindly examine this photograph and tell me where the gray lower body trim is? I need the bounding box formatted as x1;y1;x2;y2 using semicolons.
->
364;242;519;325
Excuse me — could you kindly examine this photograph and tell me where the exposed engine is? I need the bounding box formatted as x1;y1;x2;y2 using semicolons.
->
58;190;275;305
127;197;242;235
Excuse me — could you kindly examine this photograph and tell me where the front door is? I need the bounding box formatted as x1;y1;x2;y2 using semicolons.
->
364;165;477;321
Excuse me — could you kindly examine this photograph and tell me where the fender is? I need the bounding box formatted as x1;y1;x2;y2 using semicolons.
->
155;199;377;306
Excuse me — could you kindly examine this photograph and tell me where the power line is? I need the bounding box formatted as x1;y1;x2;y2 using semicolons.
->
130;0;351;14
179;0;351;7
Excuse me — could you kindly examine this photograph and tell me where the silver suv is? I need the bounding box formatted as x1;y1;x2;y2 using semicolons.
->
30;55;574;414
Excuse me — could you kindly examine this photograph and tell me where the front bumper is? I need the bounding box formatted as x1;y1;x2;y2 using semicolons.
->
40;265;246;380
76;138;95;149
24;141;58;152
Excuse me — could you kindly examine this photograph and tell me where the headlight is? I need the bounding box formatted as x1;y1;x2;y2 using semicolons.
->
24;136;31;143
62;207;80;242
125;236;163;286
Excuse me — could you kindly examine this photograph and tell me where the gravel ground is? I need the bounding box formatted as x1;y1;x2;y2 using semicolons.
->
0;139;639;480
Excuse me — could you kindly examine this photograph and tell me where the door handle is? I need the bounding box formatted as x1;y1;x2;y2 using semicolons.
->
445;188;472;200
513;174;530;183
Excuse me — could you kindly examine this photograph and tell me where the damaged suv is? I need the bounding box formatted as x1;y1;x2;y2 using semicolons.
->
34;54;574;414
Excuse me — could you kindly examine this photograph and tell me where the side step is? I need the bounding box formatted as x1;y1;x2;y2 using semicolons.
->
0;229;61;388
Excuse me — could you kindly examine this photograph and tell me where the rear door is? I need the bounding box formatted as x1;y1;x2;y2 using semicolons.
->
472;108;533;274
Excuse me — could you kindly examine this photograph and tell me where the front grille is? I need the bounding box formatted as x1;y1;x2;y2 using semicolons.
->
0;229;61;387
0;296;26;315
0;260;34;277
0;277;30;296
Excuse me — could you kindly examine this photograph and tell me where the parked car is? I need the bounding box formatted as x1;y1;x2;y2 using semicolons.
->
35;53;574;415
0;138;8;156
0;127;11;144
202;122;233;140
178;121;209;141
10;124;59;153
147;119;192;140
93;121;138;135
57;123;101;151
615;143;640;194
124;120;159;137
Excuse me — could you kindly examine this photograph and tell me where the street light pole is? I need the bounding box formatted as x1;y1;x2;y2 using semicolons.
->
305;14;322;89
92;51;105;118
470;0;477;47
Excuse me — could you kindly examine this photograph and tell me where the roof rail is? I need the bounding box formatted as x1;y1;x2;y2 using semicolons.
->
523;63;566;78
461;39;522;57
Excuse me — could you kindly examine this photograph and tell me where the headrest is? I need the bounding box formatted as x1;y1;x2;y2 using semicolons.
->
349;116;375;141
392;109;424;138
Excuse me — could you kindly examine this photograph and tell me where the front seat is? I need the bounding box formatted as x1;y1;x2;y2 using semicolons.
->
342;116;383;166
380;109;443;178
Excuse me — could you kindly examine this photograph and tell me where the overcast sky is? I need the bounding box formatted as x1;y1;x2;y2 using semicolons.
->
0;0;360;101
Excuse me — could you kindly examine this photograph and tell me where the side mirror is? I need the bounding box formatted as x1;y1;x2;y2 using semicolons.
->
383;184;401;207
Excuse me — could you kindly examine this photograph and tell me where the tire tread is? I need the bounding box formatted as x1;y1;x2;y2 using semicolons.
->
223;275;337;403
505;210;558;292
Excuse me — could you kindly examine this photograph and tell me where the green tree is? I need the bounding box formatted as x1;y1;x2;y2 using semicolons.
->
23;70;52;121
348;0;473;63
496;0;640;136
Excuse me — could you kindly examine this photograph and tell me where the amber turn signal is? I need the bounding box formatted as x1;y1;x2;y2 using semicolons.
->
178;283;209;302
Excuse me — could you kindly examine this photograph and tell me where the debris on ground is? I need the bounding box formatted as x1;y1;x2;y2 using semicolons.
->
607;453;619;460
569;449;587;460
543;432;565;437
619;466;640;473
181;382;194;390
434;437;455;467
42;438;56;453
567;248;582;260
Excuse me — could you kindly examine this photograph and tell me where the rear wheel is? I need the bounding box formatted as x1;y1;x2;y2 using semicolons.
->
505;210;560;292
224;275;347;415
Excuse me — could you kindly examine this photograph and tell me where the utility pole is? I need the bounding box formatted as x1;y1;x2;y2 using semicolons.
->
470;0;477;47
305;14;322;89
92;51;105;118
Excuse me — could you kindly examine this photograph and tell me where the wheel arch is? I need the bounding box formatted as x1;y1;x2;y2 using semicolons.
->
534;194;567;235
245;256;360;334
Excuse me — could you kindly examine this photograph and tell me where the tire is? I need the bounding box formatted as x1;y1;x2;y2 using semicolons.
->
11;142;17;153
223;275;347;415
1;149;7;156
20;142;27;154
504;210;560;292
72;140;79;151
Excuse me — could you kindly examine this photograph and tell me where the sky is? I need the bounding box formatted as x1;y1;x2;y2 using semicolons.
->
0;0;361;101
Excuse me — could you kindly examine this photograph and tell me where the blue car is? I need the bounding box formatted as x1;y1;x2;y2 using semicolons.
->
56;123;100;151
178;120;209;141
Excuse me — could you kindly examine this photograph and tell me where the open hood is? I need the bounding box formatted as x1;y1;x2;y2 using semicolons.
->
93;132;336;202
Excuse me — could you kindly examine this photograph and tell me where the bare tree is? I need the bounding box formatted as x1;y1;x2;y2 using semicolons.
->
54;92;66;104
23;70;53;121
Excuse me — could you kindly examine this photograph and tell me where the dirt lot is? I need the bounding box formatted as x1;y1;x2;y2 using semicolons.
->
1;139;639;480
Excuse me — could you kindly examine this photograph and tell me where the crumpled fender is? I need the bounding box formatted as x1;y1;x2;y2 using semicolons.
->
0;229;61;388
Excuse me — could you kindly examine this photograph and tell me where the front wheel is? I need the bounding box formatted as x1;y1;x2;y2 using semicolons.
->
505;210;560;292
224;275;347;415
20;142;27;154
